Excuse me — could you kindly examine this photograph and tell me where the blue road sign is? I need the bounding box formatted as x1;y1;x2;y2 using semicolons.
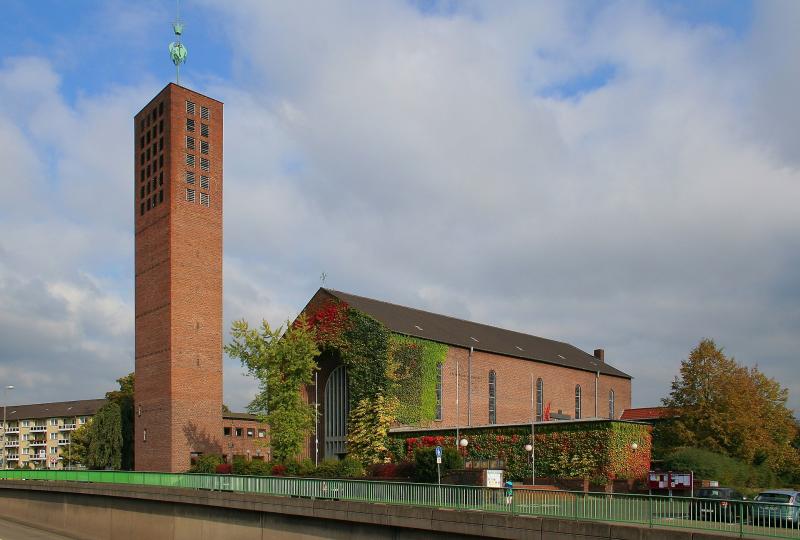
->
435;446;442;458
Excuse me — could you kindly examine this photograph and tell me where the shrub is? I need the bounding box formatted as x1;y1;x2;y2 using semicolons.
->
271;464;287;476
663;447;779;488
189;454;223;474
311;458;338;478
298;458;316;477
215;463;232;475
337;457;365;478
413;447;463;483
368;463;397;478
395;461;416;479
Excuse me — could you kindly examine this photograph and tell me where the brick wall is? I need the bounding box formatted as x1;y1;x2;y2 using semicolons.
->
435;346;631;430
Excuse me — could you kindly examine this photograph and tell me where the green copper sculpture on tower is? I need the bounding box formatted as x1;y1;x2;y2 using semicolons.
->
169;1;187;84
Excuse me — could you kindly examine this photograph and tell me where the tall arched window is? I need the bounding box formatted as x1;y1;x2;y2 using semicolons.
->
488;370;497;424
536;378;544;421
324;366;349;457
575;385;582;419
435;363;443;420
608;389;615;419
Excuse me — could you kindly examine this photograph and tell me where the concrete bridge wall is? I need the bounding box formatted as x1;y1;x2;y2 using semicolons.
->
0;481;738;540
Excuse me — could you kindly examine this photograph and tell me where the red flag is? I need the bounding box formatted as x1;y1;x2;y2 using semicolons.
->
544;402;551;421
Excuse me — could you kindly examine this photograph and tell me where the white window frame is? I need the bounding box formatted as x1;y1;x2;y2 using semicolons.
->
200;140;209;154
186;118;195;132
200;123;209;137
200;157;209;171
186;101;195;115
186;136;195;150
186;188;196;203
200;105;209;120
200;175;209;190
186;171;195;184
200;192;210;207
186;154;195;167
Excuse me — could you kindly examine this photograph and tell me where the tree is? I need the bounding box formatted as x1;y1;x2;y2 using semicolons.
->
661;339;799;476
62;422;90;468
105;373;134;470
225;316;320;462
86;402;123;470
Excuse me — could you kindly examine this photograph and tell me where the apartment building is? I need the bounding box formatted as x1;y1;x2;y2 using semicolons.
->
0;399;106;469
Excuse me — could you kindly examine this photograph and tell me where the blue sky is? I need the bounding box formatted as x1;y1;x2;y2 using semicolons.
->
1;0;798;415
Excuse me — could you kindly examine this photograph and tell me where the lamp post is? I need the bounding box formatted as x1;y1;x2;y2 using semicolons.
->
459;438;468;461
2;385;14;470
525;443;534;486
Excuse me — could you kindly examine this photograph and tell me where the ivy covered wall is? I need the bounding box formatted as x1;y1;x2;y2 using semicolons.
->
305;299;448;463
387;421;652;482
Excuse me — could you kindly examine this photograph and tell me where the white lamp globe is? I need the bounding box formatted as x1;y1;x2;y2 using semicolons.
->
631;443;638;451
524;444;533;452
459;438;468;448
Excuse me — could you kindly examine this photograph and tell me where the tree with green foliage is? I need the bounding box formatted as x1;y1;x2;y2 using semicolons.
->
660;339;799;477
225;316;320;462
105;373;134;470
347;394;398;464
86;402;123;470
61;422;90;468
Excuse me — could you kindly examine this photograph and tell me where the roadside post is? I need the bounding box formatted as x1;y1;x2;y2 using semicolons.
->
435;446;442;505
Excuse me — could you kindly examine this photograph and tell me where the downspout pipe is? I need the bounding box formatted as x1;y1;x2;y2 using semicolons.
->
595;371;600;418
467;346;473;426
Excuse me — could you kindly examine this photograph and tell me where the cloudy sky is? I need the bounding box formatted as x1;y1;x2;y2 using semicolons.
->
1;0;798;413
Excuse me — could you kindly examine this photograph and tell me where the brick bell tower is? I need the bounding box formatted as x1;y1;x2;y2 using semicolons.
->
133;82;224;472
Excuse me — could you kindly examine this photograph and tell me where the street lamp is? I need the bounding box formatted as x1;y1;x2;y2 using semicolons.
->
525;443;534;486
631;442;638;451
2;385;14;470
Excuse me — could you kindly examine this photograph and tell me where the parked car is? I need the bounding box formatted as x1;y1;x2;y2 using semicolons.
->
752;490;800;527
690;487;747;522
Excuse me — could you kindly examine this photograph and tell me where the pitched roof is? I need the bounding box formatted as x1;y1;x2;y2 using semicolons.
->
620;407;672;421
4;399;108;421
314;288;631;379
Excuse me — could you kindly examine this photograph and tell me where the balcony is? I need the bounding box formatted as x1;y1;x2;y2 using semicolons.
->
29;440;47;447
58;439;70;445
30;426;47;432
6;455;18;461
30;454;46;461
59;424;76;431
5;427;19;433
4;441;19;448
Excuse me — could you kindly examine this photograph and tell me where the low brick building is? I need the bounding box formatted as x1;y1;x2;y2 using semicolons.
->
301;288;632;461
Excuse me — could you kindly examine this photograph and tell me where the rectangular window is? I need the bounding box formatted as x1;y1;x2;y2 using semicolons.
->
50;447;58;455
186;118;195;132
185;171;195;184
140;202;145;216
201;123;209;137
200;175;209;190
159;102;164;116
235;428;243;437
50;432;58;440
200;192;210;207
22;421;29;427
258;430;266;438
22;448;29;455
247;429;254;438
186;154;195;167
186;188;195;203
200;140;209;154
200;106;209;120
22;434;29;441
50;419;58;426
488;370;497;425
140;169;145;182
186;136;195;150
223;427;231;436
159;154;163;168
200;157;209;171
159;137;163;151
186;100;195;115
159;119;164;134
158;190;163;203
140;136;145;149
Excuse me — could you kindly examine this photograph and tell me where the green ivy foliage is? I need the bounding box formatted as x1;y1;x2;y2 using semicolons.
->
388;335;448;425
390;421;651;483
340;309;390;407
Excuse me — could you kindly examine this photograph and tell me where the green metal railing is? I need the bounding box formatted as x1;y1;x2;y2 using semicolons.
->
1;470;798;539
